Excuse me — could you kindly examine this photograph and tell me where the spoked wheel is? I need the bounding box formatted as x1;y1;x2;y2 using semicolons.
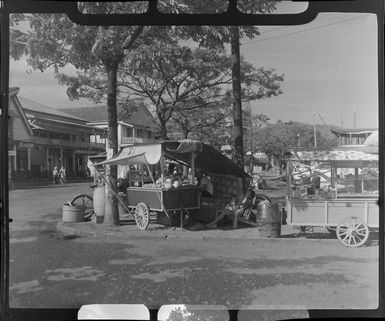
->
70;194;94;220
135;202;150;230
336;216;369;247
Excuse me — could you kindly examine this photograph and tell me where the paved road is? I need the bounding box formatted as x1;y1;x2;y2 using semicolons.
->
8;183;379;310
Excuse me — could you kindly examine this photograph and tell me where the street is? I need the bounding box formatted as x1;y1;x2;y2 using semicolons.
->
9;183;379;309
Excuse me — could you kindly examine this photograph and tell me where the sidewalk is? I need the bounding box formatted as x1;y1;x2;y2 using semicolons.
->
12;177;93;189
57;218;338;243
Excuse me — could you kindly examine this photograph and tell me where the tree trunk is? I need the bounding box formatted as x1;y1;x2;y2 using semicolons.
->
230;26;244;170
104;63;119;226
159;117;169;140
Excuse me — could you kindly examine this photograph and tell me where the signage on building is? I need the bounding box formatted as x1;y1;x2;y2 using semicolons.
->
19;142;34;148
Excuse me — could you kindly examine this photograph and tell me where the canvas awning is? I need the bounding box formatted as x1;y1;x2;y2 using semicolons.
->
95;140;250;178
96;152;148;166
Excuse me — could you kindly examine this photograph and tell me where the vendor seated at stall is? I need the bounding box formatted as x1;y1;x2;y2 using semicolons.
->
196;170;214;197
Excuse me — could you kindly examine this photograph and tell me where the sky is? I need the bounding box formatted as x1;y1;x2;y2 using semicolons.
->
241;12;378;129
9;1;379;129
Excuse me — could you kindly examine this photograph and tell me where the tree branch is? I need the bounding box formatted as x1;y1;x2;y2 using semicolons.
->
122;26;144;50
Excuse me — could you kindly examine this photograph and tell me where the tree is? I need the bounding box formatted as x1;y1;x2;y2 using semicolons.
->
168;98;231;141
119;40;233;140
243;108;271;154
119;40;282;141
253;121;339;163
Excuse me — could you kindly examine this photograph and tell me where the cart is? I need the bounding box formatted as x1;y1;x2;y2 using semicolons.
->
92;140;250;230
284;146;379;247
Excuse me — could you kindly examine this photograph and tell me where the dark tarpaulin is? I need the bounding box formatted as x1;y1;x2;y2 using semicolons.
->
163;141;250;178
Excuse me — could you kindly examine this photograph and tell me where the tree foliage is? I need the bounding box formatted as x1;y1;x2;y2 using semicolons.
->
253;120;339;161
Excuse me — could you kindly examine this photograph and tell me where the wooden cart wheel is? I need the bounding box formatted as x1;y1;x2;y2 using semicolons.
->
70;194;94;220
135;202;150;230
336;216;369;247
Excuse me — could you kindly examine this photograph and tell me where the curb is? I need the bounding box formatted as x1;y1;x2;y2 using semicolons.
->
56;221;340;243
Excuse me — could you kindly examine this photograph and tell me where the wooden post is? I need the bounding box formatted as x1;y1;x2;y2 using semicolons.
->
232;208;237;229
14;145;17;172
287;159;292;200
191;152;196;185
72;150;76;178
60;148;64;167
160;146;165;183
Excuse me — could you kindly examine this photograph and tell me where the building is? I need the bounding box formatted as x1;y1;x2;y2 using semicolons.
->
60;103;159;147
7;88;106;179
330;128;377;146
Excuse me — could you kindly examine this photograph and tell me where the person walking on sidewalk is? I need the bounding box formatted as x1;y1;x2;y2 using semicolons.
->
58;166;66;184
52;166;59;184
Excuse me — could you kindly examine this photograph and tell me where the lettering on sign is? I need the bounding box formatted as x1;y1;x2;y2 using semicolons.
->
18;142;34;148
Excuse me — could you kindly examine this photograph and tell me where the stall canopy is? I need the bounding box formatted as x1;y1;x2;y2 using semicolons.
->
96;152;148;166
96;140;250;178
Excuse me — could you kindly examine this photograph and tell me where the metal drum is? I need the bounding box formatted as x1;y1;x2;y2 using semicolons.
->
62;204;85;222
256;202;281;238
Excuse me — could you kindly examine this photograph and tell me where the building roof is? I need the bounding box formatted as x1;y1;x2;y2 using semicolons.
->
18;96;88;123
331;128;377;136
60;104;157;129
364;131;378;146
8;87;34;136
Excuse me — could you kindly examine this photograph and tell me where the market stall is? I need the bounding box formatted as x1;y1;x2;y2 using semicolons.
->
96;140;250;229
284;146;379;247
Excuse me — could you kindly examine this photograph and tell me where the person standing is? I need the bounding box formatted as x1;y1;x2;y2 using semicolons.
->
52;166;58;184
196;170;214;197
59;166;66;184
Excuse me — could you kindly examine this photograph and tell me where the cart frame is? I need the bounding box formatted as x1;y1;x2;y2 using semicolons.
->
284;147;379;247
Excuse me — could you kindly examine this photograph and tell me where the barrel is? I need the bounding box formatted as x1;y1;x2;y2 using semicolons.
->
93;185;105;218
256;202;281;238
62;204;85;222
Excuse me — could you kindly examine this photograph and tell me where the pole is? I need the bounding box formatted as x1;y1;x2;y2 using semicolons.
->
313;112;317;148
341;110;344;128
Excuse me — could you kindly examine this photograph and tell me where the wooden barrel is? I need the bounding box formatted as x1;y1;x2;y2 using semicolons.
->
256;202;281;238
62;204;85;222
93;185;105;217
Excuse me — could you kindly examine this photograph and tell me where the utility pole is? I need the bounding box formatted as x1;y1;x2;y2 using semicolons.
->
353;106;357;129
341;110;344;128
313;112;317;148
